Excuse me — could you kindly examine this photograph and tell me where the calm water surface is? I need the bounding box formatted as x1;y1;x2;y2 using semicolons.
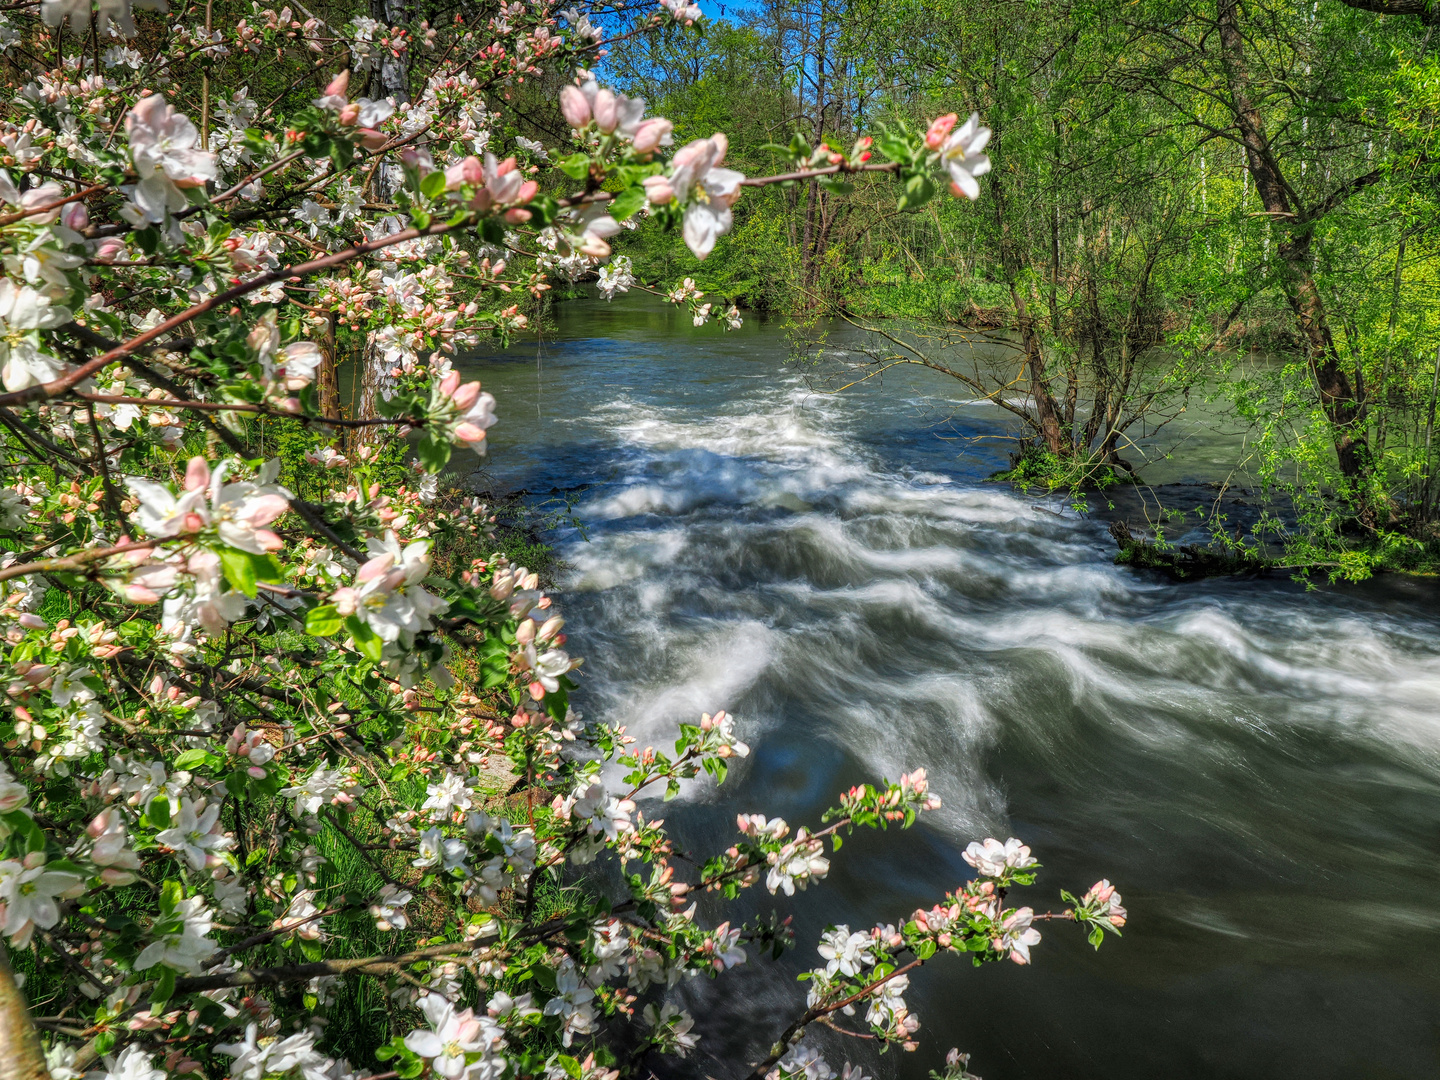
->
458;297;1440;1080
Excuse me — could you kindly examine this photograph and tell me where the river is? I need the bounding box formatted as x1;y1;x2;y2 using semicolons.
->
458;296;1440;1080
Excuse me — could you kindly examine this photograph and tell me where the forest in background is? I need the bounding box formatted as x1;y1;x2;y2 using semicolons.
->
584;0;1440;578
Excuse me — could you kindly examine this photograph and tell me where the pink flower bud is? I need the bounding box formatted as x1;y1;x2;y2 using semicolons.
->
642;174;674;206
338;103;361;125
184;456;210;491
559;84;591;128
632;117;673;154
445;156;485;191
593;88;618;133
448;382;479;413
925;113;958;150
503;208;532;223
356;553;396;583
93;237;126;261
323;70;350;99
61;201;88;230
401;147;433;174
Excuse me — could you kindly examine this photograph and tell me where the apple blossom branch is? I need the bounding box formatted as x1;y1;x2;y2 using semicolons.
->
0;218;471;408
747;958;927;1080
67;393;419;428
0;184;107;227
0;536;184;585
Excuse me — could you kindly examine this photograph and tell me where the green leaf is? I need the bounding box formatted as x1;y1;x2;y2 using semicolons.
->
149;967;176;1010
173;748;211;772
608;185;647;221
345;615;384;662
305;604;344;637
479;217;506;244
557;153;591;181
218;546;283;599
420;170;447;202
415;429;453;474
159;879;182;915
146;797;171;829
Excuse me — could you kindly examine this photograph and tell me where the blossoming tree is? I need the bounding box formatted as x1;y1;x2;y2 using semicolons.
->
0;1;1125;1080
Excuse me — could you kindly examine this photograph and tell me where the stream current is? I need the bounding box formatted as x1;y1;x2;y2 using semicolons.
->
460;298;1440;1079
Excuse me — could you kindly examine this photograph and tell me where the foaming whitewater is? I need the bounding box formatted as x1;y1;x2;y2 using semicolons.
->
464;303;1440;1080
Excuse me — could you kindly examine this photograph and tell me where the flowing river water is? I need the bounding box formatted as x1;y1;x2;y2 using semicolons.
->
458;297;1440;1080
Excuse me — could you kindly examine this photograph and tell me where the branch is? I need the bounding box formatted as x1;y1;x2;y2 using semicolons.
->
1304;168;1385;223
0;536;173;585
69;393;417;429
172;939;474;993
0;184;106;227
1335;0;1440;22
746;958;925;1080
9;218;474;409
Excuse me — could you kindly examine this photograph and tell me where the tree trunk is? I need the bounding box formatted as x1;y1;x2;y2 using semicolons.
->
0;948;48;1080
800;176;818;297
990;157;1065;454
317;308;344;453
1378;236;1404;456
1216;0;1368;483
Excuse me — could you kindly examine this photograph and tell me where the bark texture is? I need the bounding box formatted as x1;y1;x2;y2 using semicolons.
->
0;948;48;1080
1216;0;1369;482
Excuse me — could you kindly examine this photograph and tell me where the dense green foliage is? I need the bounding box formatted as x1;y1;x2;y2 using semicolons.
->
601;0;1440;578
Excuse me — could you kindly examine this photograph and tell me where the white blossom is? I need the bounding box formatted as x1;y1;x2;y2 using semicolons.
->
817;925;873;978
134;894;214;973
961;837;1037;878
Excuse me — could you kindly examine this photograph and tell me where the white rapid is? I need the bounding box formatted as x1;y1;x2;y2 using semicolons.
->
462;299;1440;1080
